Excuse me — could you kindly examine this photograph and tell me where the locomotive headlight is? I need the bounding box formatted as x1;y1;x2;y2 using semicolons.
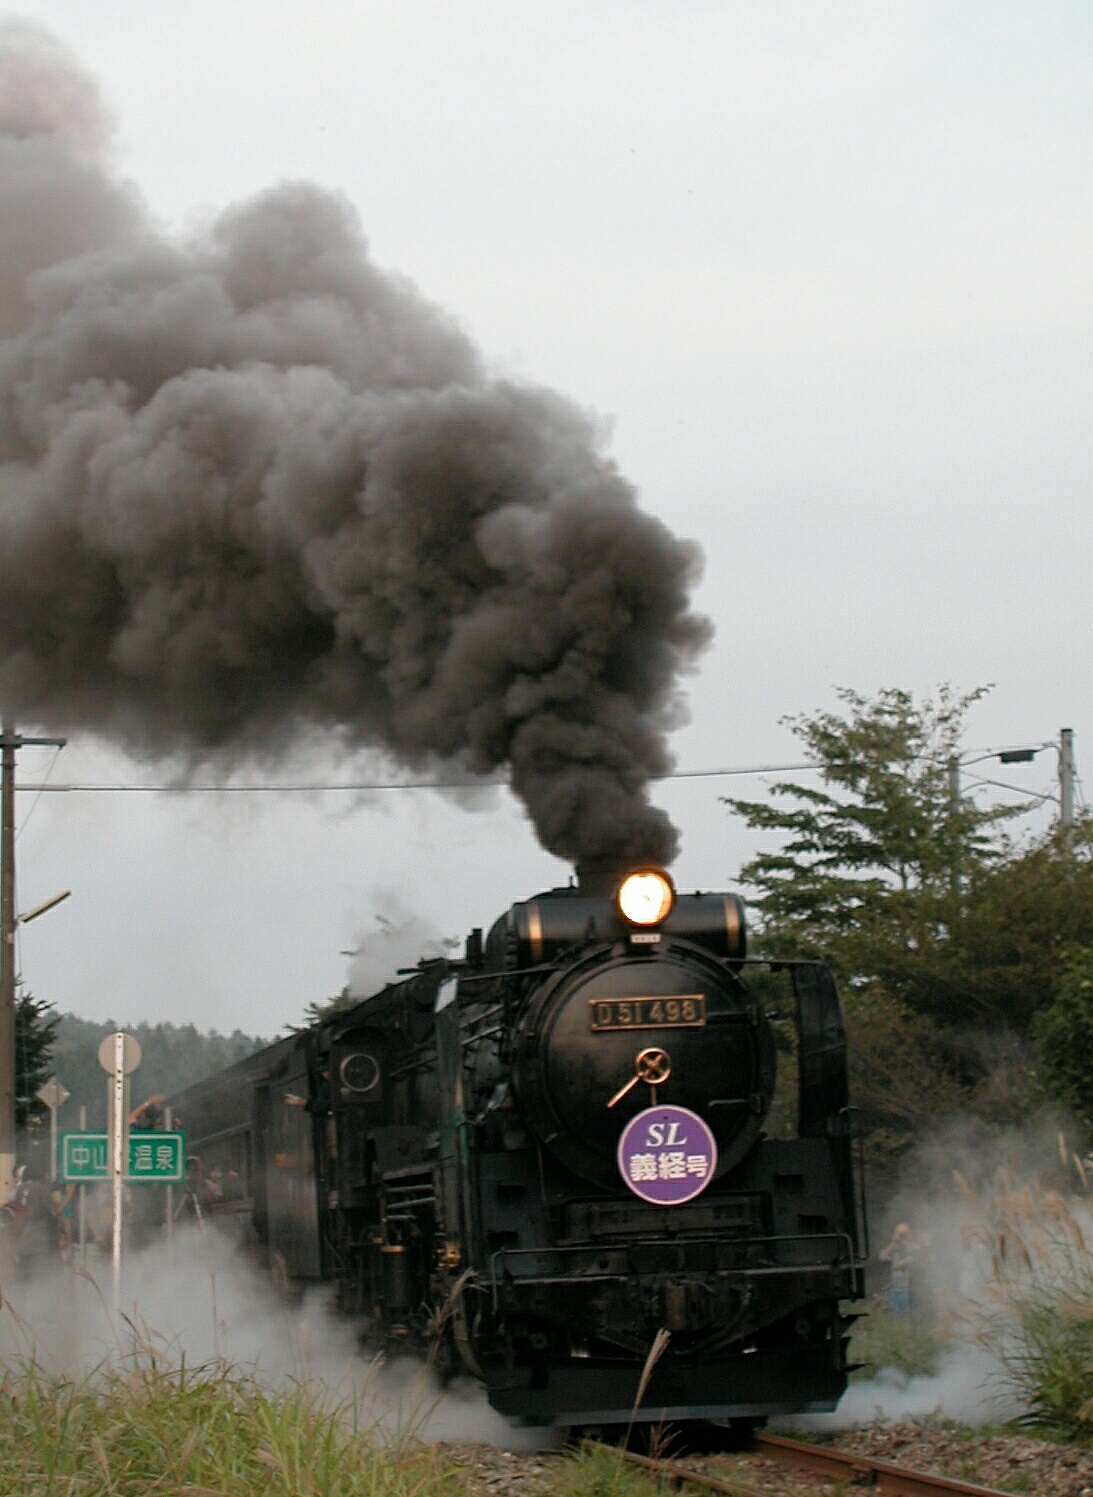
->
617;869;675;926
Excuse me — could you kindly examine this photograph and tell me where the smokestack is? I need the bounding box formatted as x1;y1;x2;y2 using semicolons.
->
0;26;712;867
575;857;631;899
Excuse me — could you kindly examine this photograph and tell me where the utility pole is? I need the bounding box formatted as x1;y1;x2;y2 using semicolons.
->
1059;728;1075;835
947;754;962;895
0;720;65;1196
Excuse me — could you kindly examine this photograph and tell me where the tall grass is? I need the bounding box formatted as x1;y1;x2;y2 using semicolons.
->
0;1355;462;1496
556;1442;669;1497
0;1235;679;1493
952;1141;1093;1437
0;1352;678;1496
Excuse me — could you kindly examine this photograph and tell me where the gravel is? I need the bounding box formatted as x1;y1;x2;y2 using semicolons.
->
831;1424;1093;1495
435;1424;1093;1496
433;1445;557;1496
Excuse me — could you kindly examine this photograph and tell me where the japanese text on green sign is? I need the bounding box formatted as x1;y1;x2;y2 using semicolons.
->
59;1132;186;1183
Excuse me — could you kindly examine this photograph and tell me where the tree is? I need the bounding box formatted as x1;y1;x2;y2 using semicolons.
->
942;821;1093;1034
839;987;962;1156
724;686;1012;1002
304;986;356;1024
1033;946;1093;1132
723;687;1029;1160
14;985;60;1128
49;1017;269;1130
725;687;1093;1157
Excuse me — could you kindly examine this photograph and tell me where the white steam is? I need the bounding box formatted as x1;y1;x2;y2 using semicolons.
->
346;897;458;996
801;1115;1092;1430
787;1348;1016;1432
0;1228;555;1449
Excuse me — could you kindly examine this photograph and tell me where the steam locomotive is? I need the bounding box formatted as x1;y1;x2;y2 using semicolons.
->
168;864;864;1428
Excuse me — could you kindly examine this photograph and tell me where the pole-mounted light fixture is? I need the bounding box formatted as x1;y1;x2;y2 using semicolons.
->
17;890;71;925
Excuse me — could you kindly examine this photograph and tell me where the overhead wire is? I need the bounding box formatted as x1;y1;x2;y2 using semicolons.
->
14;743;63;833
14;761;822;793
9;745;1078;820
960;771;1058;806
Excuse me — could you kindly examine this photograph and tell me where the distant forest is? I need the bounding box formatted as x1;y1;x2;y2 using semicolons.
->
48;1017;271;1130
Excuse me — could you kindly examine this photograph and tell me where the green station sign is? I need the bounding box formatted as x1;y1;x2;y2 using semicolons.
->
59;1131;186;1184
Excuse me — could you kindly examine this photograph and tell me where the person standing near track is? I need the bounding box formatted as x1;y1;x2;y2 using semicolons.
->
879;1222;915;1314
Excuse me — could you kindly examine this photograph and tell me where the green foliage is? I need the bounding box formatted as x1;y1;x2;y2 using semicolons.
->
1003;1282;1093;1437
0;1359;463;1496
553;1443;668;1497
1035;947;1093;1130
949;825;1093;1034
14;987;60;1128
48;1017;269;1130
840;988;961;1157
725;686;1011;994
725;687;1010;1153
304;985;356;1024
726;687;1093;1157
956;1167;1093;1438
0;1353;681;1496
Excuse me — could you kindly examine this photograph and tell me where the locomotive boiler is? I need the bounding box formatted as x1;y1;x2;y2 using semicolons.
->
168;864;864;1429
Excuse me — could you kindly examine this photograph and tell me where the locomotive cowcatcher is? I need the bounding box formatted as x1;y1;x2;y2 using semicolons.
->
168;863;865;1427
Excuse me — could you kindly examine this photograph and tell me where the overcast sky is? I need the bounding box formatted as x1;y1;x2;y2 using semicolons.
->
5;1;1090;1037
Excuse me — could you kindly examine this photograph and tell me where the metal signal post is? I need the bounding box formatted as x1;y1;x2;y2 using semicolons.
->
0;721;66;1196
98;1031;142;1311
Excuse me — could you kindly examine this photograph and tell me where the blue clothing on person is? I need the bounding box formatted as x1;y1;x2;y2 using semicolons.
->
879;1223;915;1315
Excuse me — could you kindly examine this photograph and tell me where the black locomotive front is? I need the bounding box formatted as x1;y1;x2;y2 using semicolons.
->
463;868;863;1424
168;864;864;1430
507;886;773;1191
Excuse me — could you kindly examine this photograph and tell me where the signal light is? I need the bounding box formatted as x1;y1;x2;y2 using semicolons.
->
616;870;675;927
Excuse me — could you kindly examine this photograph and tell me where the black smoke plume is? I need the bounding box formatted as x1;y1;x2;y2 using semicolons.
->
0;23;711;865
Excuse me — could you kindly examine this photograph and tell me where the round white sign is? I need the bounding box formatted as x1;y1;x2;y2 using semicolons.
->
97;1032;142;1075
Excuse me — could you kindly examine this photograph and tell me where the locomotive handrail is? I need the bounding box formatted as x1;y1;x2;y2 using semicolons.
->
458;960;562;983
487;1230;858;1311
489;1230;856;1270
843;1103;870;1259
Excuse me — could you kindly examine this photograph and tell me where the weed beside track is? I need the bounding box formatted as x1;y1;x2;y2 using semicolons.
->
0;1359;462;1496
1;1362;1092;1497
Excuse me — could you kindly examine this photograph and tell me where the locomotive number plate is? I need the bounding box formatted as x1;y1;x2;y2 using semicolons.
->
590;995;706;1031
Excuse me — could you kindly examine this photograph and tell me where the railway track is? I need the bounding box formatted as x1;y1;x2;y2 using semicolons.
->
592;1431;1018;1497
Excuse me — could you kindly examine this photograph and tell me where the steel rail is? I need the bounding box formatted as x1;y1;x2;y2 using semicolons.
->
753;1432;1015;1495
584;1442;765;1497
589;1433;1015;1497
